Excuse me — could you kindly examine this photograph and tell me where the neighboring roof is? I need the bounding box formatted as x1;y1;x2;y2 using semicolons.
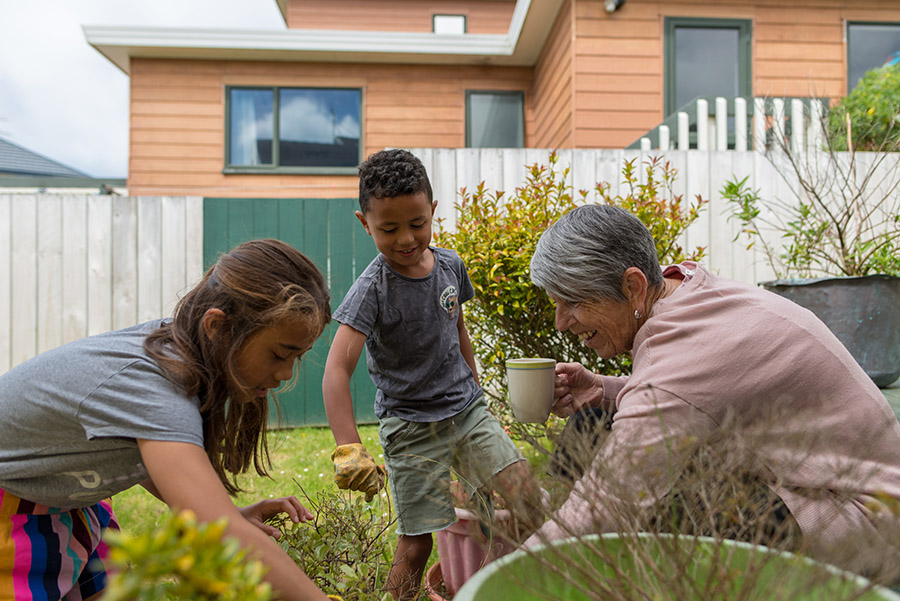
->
83;0;564;74
0;137;89;178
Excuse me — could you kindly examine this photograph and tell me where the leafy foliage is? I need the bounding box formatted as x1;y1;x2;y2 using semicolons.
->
434;152;706;435
724;67;900;278
270;486;395;601
723;172;900;278
102;510;272;601
827;65;900;152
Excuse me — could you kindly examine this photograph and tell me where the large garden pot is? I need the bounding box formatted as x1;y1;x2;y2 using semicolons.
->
762;275;900;388
433;506;516;595
453;534;900;601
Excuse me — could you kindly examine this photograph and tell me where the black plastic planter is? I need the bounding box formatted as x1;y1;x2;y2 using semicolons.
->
762;275;900;388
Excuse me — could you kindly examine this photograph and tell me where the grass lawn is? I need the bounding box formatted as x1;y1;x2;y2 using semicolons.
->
113;425;383;535
111;423;554;600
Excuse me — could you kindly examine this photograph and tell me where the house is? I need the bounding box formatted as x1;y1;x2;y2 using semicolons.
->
75;0;900;425
0;136;89;179
84;0;900;198
0;136;126;193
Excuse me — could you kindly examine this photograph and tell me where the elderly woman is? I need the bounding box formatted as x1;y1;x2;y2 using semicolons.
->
525;204;900;581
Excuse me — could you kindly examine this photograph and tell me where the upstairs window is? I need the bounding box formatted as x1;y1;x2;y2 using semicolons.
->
847;22;900;90
664;18;752;116
226;86;361;172
466;91;524;148
433;14;466;34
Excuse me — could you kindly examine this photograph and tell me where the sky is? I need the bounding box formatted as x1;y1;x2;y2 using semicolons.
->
0;0;286;178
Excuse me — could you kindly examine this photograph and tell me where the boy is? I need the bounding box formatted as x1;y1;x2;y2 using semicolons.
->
323;149;542;600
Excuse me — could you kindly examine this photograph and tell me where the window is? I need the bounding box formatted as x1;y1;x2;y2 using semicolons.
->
465;91;524;148
433;14;466;34
847;22;900;90
226;87;361;172
664;18;752;116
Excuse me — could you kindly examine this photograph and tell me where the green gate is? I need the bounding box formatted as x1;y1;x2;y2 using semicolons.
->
203;197;378;428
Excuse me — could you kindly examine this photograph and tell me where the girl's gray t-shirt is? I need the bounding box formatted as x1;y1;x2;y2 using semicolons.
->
0;320;203;509
333;247;481;422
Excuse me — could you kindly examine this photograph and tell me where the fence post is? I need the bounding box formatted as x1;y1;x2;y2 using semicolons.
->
678;112;689;149
791;98;805;155
808;99;824;151
658;125;670;151
772;98;786;152
697;99;709;151
754;97;767;152
716;97;728;150
735;97;747;151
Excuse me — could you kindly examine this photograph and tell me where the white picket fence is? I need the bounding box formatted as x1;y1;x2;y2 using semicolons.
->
633;96;827;153
0;194;204;375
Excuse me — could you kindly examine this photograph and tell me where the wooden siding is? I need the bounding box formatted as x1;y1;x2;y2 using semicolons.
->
122;0;900;193
284;0;516;33
127;59;531;197
530;0;575;148
571;0;900;149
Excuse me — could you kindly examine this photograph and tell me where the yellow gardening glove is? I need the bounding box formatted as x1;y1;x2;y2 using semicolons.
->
331;443;387;502
327;596;344;601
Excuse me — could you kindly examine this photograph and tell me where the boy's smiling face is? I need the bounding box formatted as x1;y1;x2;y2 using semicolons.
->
356;191;437;277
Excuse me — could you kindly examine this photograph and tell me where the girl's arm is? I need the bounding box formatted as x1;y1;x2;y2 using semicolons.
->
142;478;311;540
137;439;330;601
322;323;366;446
457;306;480;387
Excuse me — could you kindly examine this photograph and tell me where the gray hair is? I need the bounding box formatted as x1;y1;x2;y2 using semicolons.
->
530;204;664;303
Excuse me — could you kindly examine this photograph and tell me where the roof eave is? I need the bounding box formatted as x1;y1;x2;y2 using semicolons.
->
83;0;563;74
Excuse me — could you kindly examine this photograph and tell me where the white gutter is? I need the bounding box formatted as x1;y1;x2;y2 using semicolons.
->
84;0;563;74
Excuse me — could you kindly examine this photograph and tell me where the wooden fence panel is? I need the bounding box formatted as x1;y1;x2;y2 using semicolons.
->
202;197;379;428
0;196;10;373
409;147;814;287
1;194;203;377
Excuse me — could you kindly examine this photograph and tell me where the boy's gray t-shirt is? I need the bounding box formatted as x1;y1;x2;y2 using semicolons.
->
333;246;481;421
0;320;203;509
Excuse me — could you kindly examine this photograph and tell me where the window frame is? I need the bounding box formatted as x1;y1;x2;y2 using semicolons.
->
663;17;753;117
223;85;363;175
846;21;900;92
464;90;525;148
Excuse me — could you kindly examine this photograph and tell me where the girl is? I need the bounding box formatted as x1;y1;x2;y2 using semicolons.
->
0;238;334;601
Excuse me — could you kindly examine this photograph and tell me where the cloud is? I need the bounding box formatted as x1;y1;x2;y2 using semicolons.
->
0;0;283;178
279;94;361;144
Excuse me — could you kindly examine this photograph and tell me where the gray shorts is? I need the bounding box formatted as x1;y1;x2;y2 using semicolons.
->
378;395;524;536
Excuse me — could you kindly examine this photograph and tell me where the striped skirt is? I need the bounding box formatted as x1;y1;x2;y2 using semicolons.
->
0;488;118;601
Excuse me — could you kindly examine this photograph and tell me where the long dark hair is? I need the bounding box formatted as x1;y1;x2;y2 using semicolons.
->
144;239;330;494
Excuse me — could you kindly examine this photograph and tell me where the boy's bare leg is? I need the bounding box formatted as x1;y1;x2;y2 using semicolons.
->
386;533;433;600
490;459;546;543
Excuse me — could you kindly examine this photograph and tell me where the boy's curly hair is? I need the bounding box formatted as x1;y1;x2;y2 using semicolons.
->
357;149;433;213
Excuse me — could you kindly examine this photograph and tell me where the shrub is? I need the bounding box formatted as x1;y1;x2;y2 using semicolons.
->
434;152;706;436
102;510;272;601
827;65;900;151
270;486;395;601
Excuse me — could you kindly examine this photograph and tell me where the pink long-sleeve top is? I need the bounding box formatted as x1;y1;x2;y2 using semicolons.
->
528;262;900;578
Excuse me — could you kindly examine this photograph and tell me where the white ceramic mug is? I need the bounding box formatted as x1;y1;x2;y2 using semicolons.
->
506;358;556;423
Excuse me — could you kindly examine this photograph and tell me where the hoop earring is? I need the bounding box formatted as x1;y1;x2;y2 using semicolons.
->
634;309;642;320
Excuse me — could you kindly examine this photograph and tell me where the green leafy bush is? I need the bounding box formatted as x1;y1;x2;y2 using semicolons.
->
270;487;395;601
434;152;706;434
102;510;272;601
827;65;900;151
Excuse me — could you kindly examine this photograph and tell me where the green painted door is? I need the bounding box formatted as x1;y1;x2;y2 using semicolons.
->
203;197;378;427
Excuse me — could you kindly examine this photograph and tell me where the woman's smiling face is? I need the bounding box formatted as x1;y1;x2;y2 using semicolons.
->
549;293;638;359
